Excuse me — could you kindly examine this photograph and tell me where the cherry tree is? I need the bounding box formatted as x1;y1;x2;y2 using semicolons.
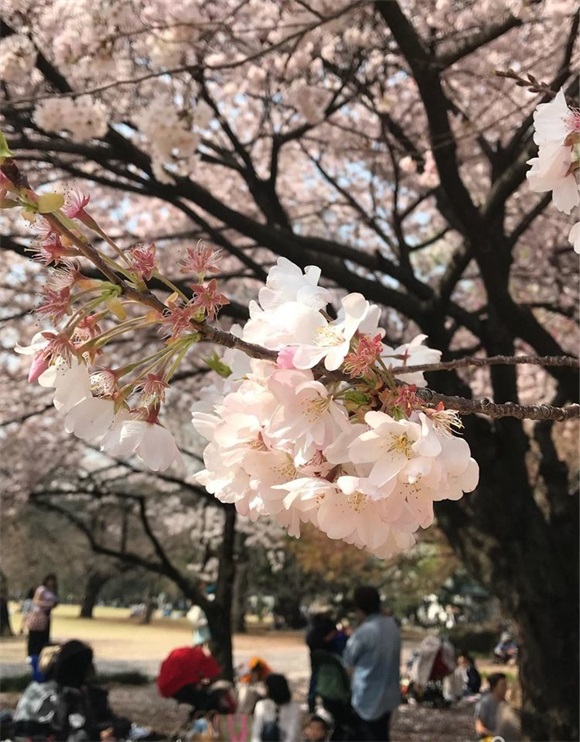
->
0;1;579;738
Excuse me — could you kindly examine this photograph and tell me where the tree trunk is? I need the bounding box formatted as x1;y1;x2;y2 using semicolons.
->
140;595;156;624
0;570;13;637
0;598;13;636
79;570;112;618
232;542;248;634
436;413;579;740
206;506;237;680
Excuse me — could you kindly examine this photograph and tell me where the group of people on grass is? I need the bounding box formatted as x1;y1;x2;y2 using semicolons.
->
11;578;521;742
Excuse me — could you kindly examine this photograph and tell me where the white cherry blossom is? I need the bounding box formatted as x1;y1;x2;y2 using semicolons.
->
532;89;578;145
569;221;580;254
102;417;182;471
266;368;349;461
257;257;332;311
527;144;579;215
348;411;441;488
64;396;116;441
381;334;442;387
52;362;92;413
291;293;374;371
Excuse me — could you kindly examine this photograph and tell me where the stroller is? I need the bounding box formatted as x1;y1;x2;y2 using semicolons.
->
403;636;456;708
157;647;236;740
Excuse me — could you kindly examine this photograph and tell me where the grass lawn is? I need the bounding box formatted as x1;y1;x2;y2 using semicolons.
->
1;603;193;665
1;603;308;668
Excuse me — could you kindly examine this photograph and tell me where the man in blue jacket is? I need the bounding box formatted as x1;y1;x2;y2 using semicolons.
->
343;587;400;741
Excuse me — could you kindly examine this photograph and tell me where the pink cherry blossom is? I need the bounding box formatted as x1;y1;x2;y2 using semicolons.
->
180;241;223;278
35;285;71;322
189;278;230;320
127;242;157;281
63;190;90;220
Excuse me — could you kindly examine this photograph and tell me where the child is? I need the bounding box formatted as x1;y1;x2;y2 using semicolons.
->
303;710;333;741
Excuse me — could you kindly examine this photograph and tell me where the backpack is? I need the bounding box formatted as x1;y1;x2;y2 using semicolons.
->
260;705;281;742
313;650;351;704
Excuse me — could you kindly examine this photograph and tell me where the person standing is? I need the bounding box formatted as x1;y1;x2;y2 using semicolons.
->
306;611;339;713
343;587;400;742
27;574;58;677
19;588;35;635
186;602;211;646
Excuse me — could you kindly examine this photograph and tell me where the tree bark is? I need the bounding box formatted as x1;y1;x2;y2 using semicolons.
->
0;570;13;637
206;505;237;680
436;414;579;741
79;570;113;619
0;598;13;637
232;540;248;634
140;596;156;625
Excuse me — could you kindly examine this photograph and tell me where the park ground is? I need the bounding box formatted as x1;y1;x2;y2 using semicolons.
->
0;604;511;740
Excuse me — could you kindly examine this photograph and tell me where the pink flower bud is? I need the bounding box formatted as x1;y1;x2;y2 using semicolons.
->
277;347;297;369
28;352;50;383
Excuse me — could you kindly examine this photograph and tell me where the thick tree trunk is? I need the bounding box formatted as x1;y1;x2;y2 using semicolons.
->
436;413;579;740
0;571;13;637
232;545;248;634
79;571;112;618
0;597;13;636
206;506;237;680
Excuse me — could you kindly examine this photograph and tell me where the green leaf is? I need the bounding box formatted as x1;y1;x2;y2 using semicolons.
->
344;391;370;405
205;352;232;378
0;131;13;162
390;406;406;421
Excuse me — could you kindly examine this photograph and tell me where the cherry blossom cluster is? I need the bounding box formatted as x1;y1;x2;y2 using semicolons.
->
192;258;479;559
2;170;228;472
4;157;479;557
14;347;183;471
526;89;580;253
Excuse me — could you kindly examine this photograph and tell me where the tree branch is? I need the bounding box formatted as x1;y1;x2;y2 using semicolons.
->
437;15;522;69
392;354;579;374
32;492;208;607
416;390;579;421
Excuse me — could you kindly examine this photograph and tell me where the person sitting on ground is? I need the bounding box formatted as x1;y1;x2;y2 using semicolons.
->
457;652;482;695
494;631;518;664
475;672;508;739
251;673;301;742
13;640;131;741
303;709;334;741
